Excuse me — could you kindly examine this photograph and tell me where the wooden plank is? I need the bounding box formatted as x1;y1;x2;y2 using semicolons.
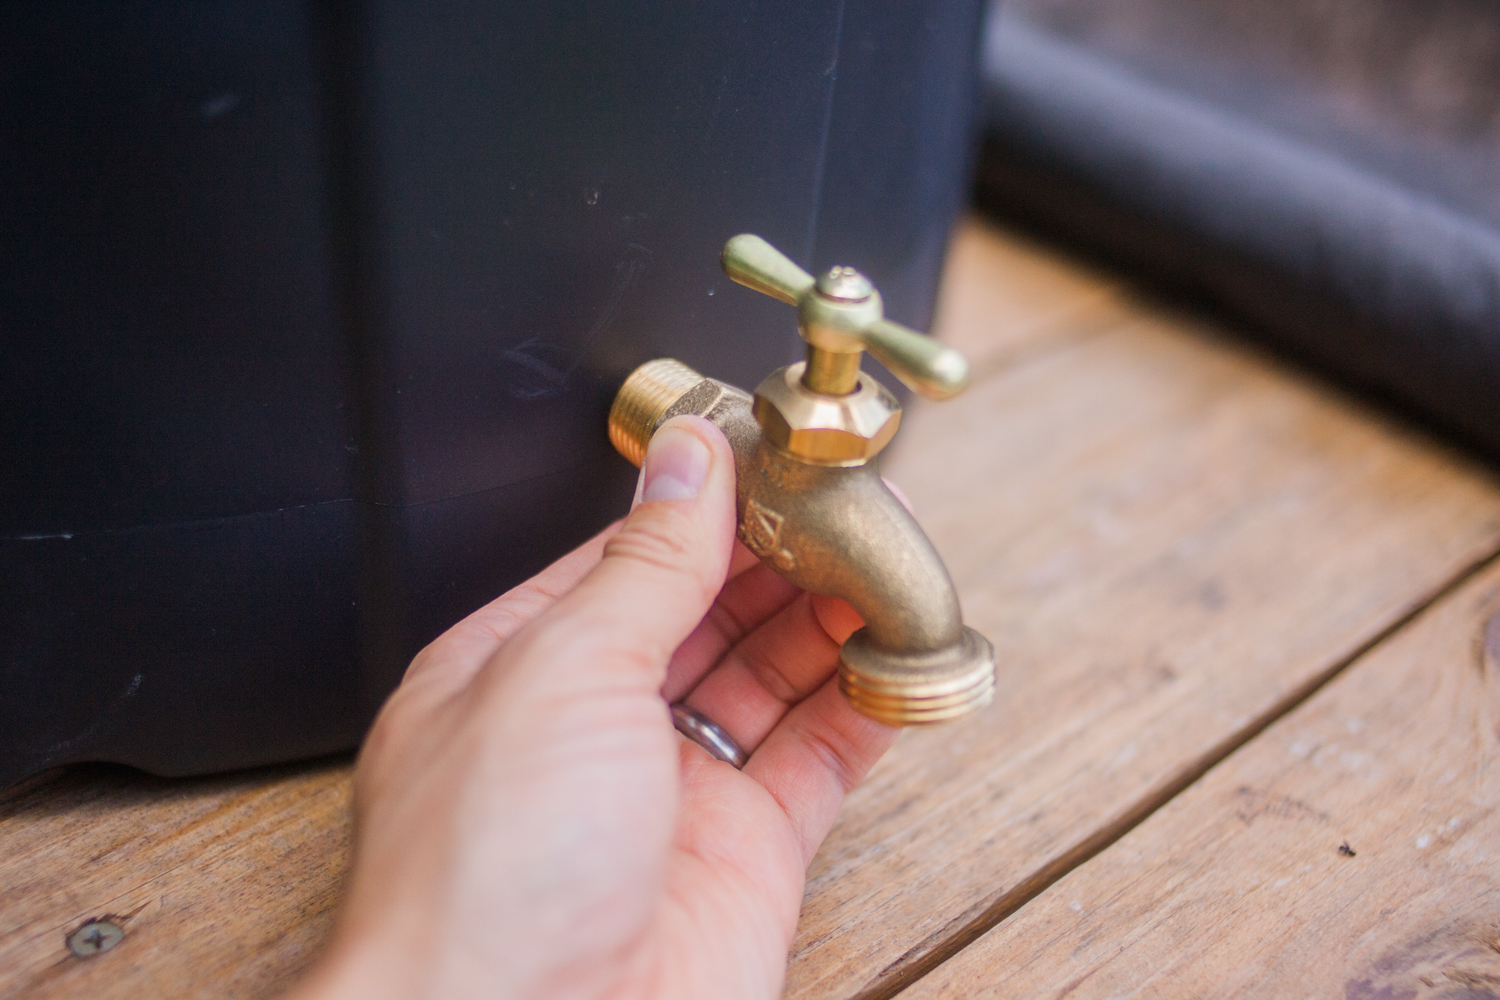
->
786;313;1500;999
929;218;1130;374
0;760;350;998
900;558;1500;1000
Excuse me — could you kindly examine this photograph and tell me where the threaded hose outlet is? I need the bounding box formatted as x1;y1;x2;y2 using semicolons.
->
608;358;707;467
838;627;996;725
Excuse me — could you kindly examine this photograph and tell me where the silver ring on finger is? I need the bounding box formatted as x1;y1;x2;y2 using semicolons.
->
670;704;749;769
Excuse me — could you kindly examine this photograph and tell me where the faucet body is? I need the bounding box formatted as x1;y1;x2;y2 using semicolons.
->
609;360;994;725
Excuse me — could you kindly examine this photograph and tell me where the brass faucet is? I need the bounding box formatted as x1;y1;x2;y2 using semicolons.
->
607;234;994;725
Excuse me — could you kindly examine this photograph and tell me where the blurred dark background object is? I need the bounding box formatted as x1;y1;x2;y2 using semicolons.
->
0;0;984;786
977;0;1500;461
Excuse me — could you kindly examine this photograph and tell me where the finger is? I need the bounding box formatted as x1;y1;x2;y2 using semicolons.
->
401;518;624;692
486;414;738;698
743;677;900;865
726;538;765;578
662;560;801;702
882;476;914;514
810;592;864;645
675;587;867;753
677;593;842;750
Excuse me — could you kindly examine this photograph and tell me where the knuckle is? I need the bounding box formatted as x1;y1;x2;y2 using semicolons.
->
604;506;698;577
704;600;754;648
802;723;863;795
750;658;802;705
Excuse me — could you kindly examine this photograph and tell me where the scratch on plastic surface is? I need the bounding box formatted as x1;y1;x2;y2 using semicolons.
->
503;242;652;400
45;673;144;760
801;0;847;267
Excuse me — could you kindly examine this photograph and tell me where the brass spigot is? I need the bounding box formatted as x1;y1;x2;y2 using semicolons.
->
608;235;995;725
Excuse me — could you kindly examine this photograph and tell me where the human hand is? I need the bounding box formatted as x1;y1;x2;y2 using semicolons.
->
289;415;899;1000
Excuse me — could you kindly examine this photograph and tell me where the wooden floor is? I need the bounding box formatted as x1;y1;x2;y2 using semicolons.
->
5;218;1500;999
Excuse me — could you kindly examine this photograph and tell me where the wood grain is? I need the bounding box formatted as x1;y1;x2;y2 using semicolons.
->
0;759;351;998
788;309;1500;999
899;558;1500;1000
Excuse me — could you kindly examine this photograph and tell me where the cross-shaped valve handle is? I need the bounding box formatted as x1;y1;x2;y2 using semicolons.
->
721;233;971;400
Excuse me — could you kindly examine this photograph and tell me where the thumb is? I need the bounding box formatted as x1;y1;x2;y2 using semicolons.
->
515;414;738;693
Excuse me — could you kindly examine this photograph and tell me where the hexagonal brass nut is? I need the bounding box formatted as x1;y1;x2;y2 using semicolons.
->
752;362;901;465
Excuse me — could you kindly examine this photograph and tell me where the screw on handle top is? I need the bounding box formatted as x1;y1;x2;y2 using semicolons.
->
720;233;971;401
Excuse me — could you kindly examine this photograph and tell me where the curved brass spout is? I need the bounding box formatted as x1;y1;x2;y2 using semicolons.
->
609;359;995;725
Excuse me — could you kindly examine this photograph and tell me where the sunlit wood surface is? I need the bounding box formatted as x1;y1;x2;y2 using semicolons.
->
4;218;1499;999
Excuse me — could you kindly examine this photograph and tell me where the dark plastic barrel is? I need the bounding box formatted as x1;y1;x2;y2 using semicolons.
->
0;0;984;785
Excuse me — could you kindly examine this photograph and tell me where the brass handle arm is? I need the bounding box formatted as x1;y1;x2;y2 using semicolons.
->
721;234;815;305
862;319;971;401
721;232;972;401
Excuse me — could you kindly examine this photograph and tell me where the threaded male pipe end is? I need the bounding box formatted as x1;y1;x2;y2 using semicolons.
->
607;358;707;467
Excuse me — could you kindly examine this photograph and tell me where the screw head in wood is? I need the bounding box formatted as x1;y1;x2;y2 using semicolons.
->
67;919;124;958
